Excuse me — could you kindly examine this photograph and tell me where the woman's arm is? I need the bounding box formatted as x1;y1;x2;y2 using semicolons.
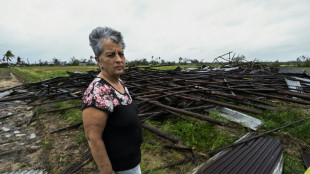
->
83;107;115;174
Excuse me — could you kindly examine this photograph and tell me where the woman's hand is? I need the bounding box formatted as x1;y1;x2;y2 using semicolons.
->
100;164;115;174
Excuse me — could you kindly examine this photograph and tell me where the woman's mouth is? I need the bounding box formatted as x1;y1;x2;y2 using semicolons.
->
115;66;124;70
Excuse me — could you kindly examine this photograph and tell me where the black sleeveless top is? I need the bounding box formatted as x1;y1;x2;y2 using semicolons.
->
82;77;142;171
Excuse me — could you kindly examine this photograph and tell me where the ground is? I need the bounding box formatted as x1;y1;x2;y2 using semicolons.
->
0;68;99;173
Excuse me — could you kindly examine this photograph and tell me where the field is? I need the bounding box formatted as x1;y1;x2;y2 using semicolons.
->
1;65;310;173
9;66;98;82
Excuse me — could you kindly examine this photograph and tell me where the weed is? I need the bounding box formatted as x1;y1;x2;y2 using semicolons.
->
258;104;310;142
283;156;305;174
37;105;49;114
44;140;52;150
77;132;87;144
63;109;82;124
208;110;231;122
55;101;71;109
53;100;83;124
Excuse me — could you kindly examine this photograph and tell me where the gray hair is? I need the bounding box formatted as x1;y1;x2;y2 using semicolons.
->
89;27;126;57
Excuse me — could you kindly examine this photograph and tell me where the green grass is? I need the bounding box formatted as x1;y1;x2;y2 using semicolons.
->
10;67;69;82
52;100;83;124
77;131;87;144
257;104;310;142
0;67;12;80
283;156;306;174
140;116;242;173
62;108;83;124
165;118;236;150
9;66;97;83
55;100;86;143
44;140;52;150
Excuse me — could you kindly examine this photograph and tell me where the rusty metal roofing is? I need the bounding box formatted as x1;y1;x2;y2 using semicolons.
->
196;135;282;174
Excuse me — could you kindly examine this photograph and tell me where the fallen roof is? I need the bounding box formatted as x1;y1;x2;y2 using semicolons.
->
279;67;306;75
196;134;283;174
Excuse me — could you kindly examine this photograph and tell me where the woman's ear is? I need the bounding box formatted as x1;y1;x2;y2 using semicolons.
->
95;56;103;70
95;56;100;64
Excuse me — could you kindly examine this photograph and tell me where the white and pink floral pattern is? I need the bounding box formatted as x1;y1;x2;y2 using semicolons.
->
82;77;132;113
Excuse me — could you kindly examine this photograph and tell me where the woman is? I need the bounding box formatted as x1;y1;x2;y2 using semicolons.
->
82;27;142;174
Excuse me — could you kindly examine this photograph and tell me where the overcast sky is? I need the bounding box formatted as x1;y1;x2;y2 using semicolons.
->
1;0;310;64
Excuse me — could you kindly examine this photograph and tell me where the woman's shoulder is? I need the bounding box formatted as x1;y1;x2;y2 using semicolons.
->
91;77;111;87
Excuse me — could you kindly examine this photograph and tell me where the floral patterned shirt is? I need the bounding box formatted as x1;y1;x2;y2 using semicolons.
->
82;77;133;113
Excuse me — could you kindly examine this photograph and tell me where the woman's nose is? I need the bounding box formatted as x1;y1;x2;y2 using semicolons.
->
115;54;122;62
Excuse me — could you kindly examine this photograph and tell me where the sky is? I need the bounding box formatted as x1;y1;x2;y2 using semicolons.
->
0;0;310;64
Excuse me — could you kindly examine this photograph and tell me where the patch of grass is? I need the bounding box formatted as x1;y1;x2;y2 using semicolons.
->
77;132;87;144
69;99;83;106
258;104;310;142
9;66;98;83
157;117;236;151
208;110;231;122
140;141;170;174
55;101;72;109
44;140;52;150
62;109;82;124
37;105;49;114
141;116;240;173
53;100;83;124
140;132;190;174
0;67;12;80
10;67;69;82
283;156;305;174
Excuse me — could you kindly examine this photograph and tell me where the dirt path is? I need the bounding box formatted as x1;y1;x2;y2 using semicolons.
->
0;69;97;173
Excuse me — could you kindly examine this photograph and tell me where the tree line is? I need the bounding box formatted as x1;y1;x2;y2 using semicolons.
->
2;50;310;67
1;50;97;66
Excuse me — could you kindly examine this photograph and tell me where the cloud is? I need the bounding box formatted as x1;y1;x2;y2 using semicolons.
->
0;0;310;63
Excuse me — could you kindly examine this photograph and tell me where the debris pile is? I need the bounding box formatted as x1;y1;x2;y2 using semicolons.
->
1;64;310;173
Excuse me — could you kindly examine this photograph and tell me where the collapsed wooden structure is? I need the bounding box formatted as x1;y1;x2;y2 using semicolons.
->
1;64;310;173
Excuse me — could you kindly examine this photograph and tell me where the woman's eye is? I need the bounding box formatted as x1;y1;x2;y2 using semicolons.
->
107;54;114;58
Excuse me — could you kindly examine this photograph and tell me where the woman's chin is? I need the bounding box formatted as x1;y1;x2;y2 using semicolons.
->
113;70;124;75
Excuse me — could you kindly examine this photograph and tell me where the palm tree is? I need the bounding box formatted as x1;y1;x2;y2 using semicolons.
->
17;56;21;64
2;50;15;64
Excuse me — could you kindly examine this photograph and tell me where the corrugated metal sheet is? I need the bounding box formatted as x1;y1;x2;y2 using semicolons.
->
285;78;303;93
208;107;262;131
292;77;310;83
279;68;306;75
2;169;48;174
196;135;282;174
303;150;310;169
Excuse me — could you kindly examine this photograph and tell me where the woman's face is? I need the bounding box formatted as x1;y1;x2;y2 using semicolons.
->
97;39;126;77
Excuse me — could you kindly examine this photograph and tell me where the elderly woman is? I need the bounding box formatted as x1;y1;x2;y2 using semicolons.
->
82;27;142;174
